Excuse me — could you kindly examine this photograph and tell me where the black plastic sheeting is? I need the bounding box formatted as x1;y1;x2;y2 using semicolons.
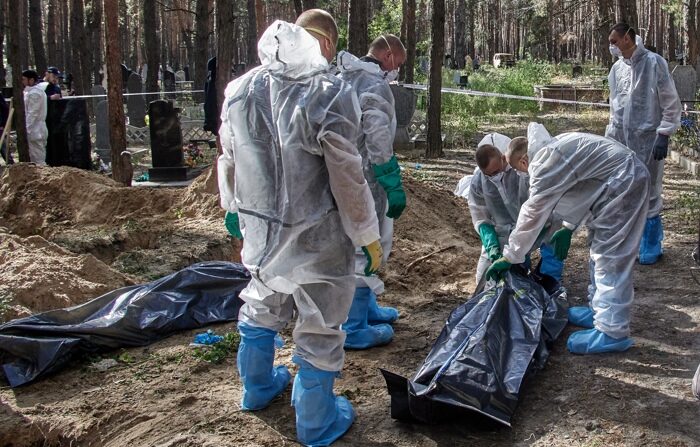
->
0;261;250;388
381;268;568;427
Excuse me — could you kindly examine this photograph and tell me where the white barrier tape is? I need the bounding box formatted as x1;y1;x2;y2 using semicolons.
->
400;83;611;108
53;90;205;100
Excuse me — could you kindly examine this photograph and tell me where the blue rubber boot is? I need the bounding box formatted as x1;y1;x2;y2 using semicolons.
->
568;306;594;328
539;243;564;282
365;288;399;325
639;215;663;265
291;356;355;446
567;328;634;354
237;322;292;411
343;288;394;350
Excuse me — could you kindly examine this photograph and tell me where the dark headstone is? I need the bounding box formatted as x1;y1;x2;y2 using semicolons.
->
45;98;92;169
91;85;106;118
120;64;132;91
163;69;176;92
572;65;583;78
148;100;187;181
203;57;218;135
183;66;190;81
95;100;111;161
127;72;147;127
672;65;697;105
390;85;417;151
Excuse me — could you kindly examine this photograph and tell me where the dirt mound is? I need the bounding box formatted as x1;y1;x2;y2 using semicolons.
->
179;166;224;220
0;229;132;322
0;164;179;236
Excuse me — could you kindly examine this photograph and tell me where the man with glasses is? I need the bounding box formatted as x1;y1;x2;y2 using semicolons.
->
606;23;681;265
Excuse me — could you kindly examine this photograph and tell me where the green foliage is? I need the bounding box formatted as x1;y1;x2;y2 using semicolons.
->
192;332;241;364
368;0;403;40
0;294;11;323
669;190;700;234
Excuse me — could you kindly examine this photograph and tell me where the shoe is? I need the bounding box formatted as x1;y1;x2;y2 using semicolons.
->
639;215;664;265
568;306;594;328
343;287;394;349
365;288;399;325
567;328;633;354
291;356;355;446
237;322;291;410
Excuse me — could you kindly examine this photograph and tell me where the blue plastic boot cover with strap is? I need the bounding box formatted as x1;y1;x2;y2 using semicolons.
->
567;306;594;328
365;287;399;325
567;328;634;354
291;356;355;447
343;287;394;349
539;243;564;281
639;215;663;265
237;322;291;410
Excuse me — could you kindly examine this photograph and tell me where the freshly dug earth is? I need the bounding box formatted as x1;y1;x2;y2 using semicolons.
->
1;131;699;446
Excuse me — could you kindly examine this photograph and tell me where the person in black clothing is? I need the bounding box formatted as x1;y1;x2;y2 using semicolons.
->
41;67;63;100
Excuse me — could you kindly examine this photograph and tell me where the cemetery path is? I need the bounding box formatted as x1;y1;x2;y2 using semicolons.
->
1;134;699;446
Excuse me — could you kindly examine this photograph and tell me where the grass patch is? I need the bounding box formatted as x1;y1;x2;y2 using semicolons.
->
192;332;241;364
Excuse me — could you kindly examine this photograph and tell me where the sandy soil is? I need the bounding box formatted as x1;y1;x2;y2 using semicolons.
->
1;115;699;446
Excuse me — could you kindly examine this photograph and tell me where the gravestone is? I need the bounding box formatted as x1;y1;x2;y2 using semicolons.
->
46;98;92;169
390;85;417;151
163;69;176;96
183;66;190;81
91;85;106;117
127;72;147;127
672;65;697;109
572;64;583;78
95;100;111;162
175;70;186;83
148;100;187;181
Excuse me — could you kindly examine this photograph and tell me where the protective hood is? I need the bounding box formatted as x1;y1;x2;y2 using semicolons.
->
336;50;383;76
478;132;512;154
257;20;329;78
527;122;555;159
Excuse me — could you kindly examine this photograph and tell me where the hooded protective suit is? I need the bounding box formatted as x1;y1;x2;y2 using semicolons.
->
336;50;397;292
23;84;48;165
217;21;380;372
503;124;650;339
606;44;680;220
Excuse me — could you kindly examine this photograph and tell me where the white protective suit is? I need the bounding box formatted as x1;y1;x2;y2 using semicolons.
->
217;21;380;372
467;133;530;282
503;124;650;339
336;51;396;293
23;84;48;165
606;44;681;218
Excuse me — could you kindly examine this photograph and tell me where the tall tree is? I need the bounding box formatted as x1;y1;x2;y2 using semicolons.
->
0;0;6;87
90;0;104;86
688;0;700;67
7;0;30;162
29;0;47;72
47;0;57;70
143;0;161;92
400;0;416;83
216;0;236;142
194;0;212;100
70;0;91;94
426;0;444;158
105;0;128;185
453;0;466;68
246;0;258;66
348;0;368;57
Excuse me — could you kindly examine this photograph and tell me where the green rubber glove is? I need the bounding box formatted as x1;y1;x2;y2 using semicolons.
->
549;227;573;261
478;223;501;261
224;211;243;240
373;155;406;219
362;240;383;276
485;257;511;281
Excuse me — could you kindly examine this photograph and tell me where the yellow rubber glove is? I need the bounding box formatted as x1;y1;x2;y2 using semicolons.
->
362;240;383;276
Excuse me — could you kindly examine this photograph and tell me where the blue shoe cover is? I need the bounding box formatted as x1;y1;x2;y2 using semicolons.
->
567;328;634;354
365;288;399;325
639;216;663;265
568;306;594;328
539;244;564;281
343;288;394;349
237;322;291;410
291;356;355;447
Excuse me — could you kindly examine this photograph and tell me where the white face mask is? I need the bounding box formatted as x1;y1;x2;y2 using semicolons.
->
609;44;622;58
385;69;399;81
516;169;528;178
488;171;505;183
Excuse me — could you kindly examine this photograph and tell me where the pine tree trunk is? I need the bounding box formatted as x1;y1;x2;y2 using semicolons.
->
0;0;6;87
348;0;368;57
217;0;236;145
426;0;444;159
8;0;30;162
246;0;258;66
143;0;160;92
29;0;47;73
454;0;466;68
105;0;128;185
90;0;103;86
193;0;211;101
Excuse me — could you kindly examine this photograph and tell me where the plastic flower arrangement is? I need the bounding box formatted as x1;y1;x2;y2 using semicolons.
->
183;142;204;167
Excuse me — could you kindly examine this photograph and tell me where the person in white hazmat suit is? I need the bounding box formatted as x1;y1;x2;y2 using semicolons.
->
467;133;564;284
335;35;407;350
217;11;382;446
21;70;48;165
606;23;681;265
486;123;650;354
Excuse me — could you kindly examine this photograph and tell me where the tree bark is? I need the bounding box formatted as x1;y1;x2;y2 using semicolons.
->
348;0;368;57
71;0;91;94
0;0;6;87
293;0;303;16
8;0;30;162
426;0;444;159
104;0;128;186
403;0;416;83
194;0;212;101
143;0;160;92
90;0;104;86
216;0;236;143
453;0;466;68
246;0;258;66
29;0;47;72
688;0;700;67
